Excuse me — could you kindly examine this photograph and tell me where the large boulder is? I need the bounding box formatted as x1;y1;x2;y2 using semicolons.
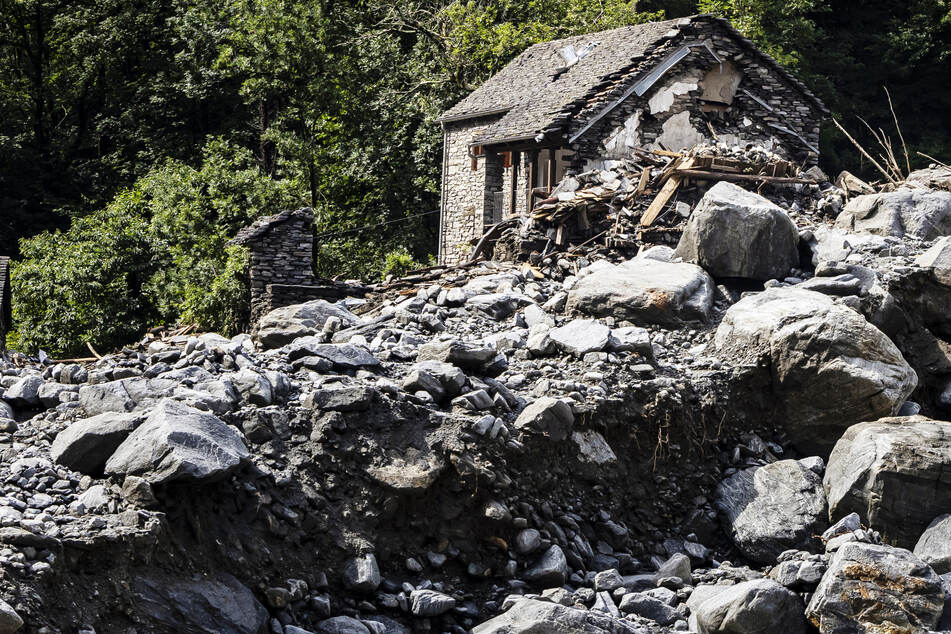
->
566;257;714;325
835;189;951;240
715;459;827;564
916;236;951;285
134;571;268;634
472;598;640;633
50;412;140;474
805;541;945;633
674;181;799;281
253;300;360;349
713;288;917;453
914;514;951;574
281;339;380;370
825;416;951;548
105;399;249;485
690;578;806;634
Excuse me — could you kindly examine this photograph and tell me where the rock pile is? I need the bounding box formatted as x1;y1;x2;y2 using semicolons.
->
0;164;949;633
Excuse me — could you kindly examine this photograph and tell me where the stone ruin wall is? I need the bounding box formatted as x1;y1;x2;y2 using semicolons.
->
569;20;823;170
238;209;318;322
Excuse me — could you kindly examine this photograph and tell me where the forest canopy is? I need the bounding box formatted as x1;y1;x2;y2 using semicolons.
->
2;0;950;355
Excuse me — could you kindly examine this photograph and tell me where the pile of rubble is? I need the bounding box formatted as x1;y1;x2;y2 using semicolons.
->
0;164;951;633
493;144;822;263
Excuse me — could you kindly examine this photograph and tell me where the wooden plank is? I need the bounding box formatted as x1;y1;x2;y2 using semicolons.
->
636;168;650;194
640;175;683;227
673;169;816;184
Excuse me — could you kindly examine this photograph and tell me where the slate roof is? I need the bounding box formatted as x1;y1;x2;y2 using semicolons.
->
438;15;826;145
0;257;10;337
229;208;314;246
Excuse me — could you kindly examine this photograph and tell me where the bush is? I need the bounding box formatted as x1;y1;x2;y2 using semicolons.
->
12;139;301;356
381;247;421;281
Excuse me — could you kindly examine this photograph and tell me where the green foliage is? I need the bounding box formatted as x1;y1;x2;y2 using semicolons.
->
3;0;951;353
381;248;422;281
13;140;299;356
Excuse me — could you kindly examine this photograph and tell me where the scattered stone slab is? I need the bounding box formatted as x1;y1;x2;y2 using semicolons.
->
618;593;679;625
805;541;944;633
305;386;377;412
409;589;456;616
715;458;827;563
714;288;916;453
825;416;951;548
675;181;799;281
416;339;496;371
105;399;249;485
2;376;43;407
282;339;381;370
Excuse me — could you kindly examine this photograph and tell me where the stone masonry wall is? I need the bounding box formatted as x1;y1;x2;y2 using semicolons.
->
568;19;823;169
440;115;505;266
230;208;316;322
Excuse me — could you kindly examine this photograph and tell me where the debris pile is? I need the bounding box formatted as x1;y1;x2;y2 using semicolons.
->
0;164;950;633
493;144;818;264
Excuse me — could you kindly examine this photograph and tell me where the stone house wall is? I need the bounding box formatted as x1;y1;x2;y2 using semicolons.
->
440;115;506;266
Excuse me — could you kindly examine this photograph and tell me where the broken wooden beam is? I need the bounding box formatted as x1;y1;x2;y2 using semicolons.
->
673;169;816;185
640;174;684;227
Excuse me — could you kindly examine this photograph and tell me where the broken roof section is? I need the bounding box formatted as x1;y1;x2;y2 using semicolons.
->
437;15;827;145
229;208;314;246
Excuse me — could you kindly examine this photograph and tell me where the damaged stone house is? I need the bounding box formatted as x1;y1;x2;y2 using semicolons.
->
436;14;827;265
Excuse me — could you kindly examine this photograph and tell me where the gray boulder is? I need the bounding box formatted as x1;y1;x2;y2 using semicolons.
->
0;599;20;634
305;386;377;412
342;554;380;593
409;589;456;616
715;459;827;564
315;617;369;634
713;288;916;453
50;412;140;474
690;578;805;634
253;299;360;348
916;236;951;286
416;339;496;371
472;598;639;633
79;377;177;416
835;189;951;240
805;541;944;633
228;369;273;406
825;416;951;548
914;514;951;574
105;399;249;485
548;319;610;357
281;339;380;370
523;544;568;587
513;397;574;441
134;571;268;634
618;593;679;625
2;375;43;407
566;257;714;325
675;181;799;281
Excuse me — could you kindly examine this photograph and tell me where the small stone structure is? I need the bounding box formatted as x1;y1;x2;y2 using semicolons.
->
229;208;367;322
0;257;10;351
436;14;827;265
